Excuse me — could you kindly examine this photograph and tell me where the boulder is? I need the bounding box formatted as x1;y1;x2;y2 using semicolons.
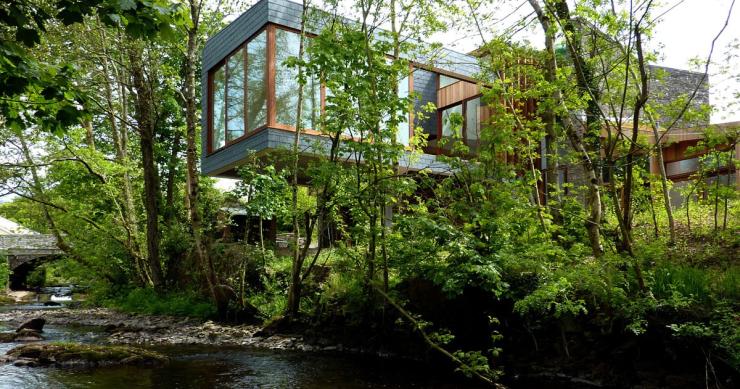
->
16;318;45;333
13;329;44;342
0;329;45;343
2;343;169;368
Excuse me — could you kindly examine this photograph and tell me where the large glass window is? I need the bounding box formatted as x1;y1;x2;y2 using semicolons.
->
441;104;462;138
209;30;268;153
275;28;321;129
397;73;410;146
247;31;267;132
439;74;460;88
465;97;480;144
212;66;226;150
226;48;246;141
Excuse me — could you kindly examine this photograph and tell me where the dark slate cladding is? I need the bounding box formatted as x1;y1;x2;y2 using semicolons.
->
412;68;438;138
201;129;270;176
203;0;269;72
648;65;710;127
201;0;270;174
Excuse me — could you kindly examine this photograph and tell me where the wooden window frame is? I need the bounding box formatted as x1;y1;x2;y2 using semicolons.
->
208;27;269;155
271;24;324;133
207;23;477;157
434;93;483;155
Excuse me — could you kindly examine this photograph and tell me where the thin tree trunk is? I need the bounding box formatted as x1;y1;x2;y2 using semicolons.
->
714;155;720;231
99;27;148;285
286;0;309;318
530;0;603;255
648;187;659;238
649;121;676;243
164;129;182;222
129;44;164;288
184;0;220;309
621;26;650;253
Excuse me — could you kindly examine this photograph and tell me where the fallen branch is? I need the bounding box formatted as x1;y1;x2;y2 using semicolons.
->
371;284;504;387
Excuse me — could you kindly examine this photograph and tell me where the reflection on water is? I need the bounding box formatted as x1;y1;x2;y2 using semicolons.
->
0;343;477;389
0;304;481;389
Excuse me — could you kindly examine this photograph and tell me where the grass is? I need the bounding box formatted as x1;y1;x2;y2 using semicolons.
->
104;288;216;319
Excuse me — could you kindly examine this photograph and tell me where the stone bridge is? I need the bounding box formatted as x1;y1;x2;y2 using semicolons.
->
1;234;63;267
0;217;64;289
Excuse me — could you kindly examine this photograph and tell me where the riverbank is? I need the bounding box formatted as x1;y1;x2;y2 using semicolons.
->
0;307;323;351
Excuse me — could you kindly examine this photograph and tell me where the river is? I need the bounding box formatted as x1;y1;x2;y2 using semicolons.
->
0;292;483;389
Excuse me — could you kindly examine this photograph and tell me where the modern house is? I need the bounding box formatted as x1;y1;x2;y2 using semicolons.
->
201;0;494;179
201;0;738;203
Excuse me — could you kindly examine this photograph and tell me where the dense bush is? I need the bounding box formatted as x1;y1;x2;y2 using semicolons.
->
104;288;216;319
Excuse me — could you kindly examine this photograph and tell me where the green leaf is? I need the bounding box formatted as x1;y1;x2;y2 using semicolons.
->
118;0;137;11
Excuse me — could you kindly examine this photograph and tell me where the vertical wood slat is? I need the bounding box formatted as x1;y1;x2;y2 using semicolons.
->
437;81;480;108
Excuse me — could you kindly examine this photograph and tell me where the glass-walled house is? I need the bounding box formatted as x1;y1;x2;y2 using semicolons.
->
201;0;489;177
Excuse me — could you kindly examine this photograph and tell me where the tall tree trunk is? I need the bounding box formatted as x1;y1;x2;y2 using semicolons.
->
184;0;221;310
552;0;604;256
530;0;603;256
621;26;650;255
99;28;148;285
164;129;182;222
129;44;164;288
286;0;309;318
528;0;561;219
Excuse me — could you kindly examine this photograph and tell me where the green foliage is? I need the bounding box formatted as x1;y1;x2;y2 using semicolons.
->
651;265;711;306
0;256;9;290
26;266;46;288
514;277;588;319
105;288;216;319
0;0;185;135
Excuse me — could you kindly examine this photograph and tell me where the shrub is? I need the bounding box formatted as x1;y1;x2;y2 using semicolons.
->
0;256;9;290
107;288;216;319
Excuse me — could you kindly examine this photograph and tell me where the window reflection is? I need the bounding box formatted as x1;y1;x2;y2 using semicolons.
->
397;73;410;146
441;104;462;138
439;74;460;88
226;48;245;141
247;31;267;132
210;30;269;152
275;29;321;129
212;66;226;150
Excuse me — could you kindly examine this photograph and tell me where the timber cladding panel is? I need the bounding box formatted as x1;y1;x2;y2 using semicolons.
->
437;81;480;108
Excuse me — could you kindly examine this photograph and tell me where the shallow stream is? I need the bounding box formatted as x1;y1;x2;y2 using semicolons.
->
0;298;480;389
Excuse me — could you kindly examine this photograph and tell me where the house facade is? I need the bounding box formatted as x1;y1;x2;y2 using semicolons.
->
201;0;498;178
201;0;738;202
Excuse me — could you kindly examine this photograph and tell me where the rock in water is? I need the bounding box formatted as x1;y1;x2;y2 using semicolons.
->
16;318;45;333
0;329;45;343
1;343;169;367
13;329;44;342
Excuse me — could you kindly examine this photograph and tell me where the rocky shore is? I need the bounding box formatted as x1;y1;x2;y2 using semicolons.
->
1;343;169;368
0;308;332;352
